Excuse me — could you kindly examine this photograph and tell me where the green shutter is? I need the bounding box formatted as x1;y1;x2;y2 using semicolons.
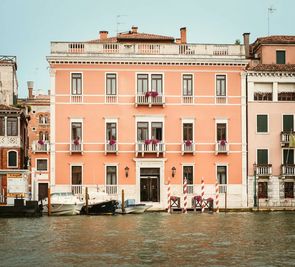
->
283;115;294;132
257;115;268;133
276;51;286;64
283;150;294;165
257;149;268;165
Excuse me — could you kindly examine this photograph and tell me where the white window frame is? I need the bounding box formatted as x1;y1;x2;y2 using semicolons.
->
7;150;18;168
281;114;294;132
181;118;195;142
216;163;229;185
256;114;269;134
135;72;165;96
215;73;227;103
256;148;269;165
181;73;194;97
105;164;119;186
276;49;286;64
105;72;118;96
70;164;83;185
215;118;228;142
70;118;84;143
105;118;118;142
135;116;165;142
70;72;83;95
36;158;48;172
181;163;195;185
282;148;295;165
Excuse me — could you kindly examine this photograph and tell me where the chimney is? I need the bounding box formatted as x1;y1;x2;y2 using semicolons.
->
180;27;187;44
27;81;34;99
99;31;108;40
131;26;138;34
243;33;250;58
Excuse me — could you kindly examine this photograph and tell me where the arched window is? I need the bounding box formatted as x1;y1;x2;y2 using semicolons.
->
39;115;44;124
8;150;18;167
39;131;44;141
44;115;48;124
45;131;49;141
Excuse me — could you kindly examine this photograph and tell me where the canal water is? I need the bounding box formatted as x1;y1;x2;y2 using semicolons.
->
0;212;294;266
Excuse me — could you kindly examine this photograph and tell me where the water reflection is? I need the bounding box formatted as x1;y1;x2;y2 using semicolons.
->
0;212;294;266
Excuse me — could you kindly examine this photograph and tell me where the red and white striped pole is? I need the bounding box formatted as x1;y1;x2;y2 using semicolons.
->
215;179;219;213
167;178;171;213
183;177;188;214
201;177;205;213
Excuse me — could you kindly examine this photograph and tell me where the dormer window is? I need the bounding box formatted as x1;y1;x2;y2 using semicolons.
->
276;50;286;64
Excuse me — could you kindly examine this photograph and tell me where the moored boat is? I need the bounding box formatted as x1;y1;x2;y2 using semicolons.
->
116;199;152;214
42;192;84;216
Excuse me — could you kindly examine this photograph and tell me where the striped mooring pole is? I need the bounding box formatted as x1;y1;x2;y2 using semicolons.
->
201;177;205;213
215;179;219;213
167;178;171;213
183;177;188;214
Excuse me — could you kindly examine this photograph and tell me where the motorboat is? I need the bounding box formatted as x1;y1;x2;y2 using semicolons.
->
42;192;84;216
81;191;117;215
116;199;152;214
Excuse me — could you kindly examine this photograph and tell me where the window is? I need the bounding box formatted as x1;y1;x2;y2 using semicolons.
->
216;75;226;96
137;122;149;141
39;131;44;141
276;50;286;64
0;117;4;136
7;117;18;136
71;122;82;141
137;74;148;94
106;166;117;185
278;92;295;101
254;92;273;101
285;182;294;198
39;115;43;124
37;159;48;171
217;166;227;184
258;182;268;198
45;132;49;141
257;149;268;165
183;123;193;141
183;166;193;193
151;74;162;93
151;122;162;141
106;123;117;141
217;123;227;141
257;115;268;133
283;149;294;165
8;151;17;167
71;73;82;95
106;73;117;95
71;166;82;185
283;115;294;132
183;75;193;96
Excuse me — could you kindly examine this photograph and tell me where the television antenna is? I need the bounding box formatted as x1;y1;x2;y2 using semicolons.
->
268;6;276;36
116;15;127;35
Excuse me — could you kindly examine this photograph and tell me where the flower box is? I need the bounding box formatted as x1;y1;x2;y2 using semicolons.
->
152;139;159;145
185;140;192;146
38;140;44;145
109;139;116;145
220;140;227;146
144;139;152;145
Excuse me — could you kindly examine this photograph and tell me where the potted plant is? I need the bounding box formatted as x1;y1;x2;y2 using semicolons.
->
145;91;152;98
74;137;80;145
220;139;227;146
151;91;159;98
38;139;44;145
152;139;159;145
185;140;192;146
144;139;151;145
109;139;116;145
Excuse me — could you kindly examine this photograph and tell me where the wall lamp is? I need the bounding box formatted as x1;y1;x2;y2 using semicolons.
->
171;166;176;178
125;166;130;178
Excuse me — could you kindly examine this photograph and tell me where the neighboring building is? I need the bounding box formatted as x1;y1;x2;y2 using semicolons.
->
0;56;18;105
0;104;29;204
47;26;248;209
19;81;50;201
246;35;295;208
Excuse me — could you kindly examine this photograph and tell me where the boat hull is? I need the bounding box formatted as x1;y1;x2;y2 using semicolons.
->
81;200;117;215
43;203;84;216
116;204;153;214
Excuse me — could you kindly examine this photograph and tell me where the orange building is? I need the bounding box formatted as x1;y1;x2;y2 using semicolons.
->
47;27;248;209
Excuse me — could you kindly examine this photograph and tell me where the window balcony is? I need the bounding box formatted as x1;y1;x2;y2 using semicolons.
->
0;136;21;147
71;184;83;195
70;141;83;154
281;131;295;147
136;93;165;107
281;164;295;177
105;185;118;195
32;140;50;153
105;141;118;155
216;96;227;104
215;141;229;155
181;141;195;155
105;95;118;103
256;164;272;177
182;96;194;104
70;95;83;103
136;141;165;157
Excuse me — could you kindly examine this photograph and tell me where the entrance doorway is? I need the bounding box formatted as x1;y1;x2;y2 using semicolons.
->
38;183;48;200
140;168;160;202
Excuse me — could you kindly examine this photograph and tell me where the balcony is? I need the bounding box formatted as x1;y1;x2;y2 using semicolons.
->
182;96;194;104
105;185;118;195
215;96;227;104
70;95;83;103
105;95;118;103
281;131;295;147
281;164;295;177
0;136;21;147
136;93;165;107
105;141;118;155
136;141;165;157
70;141;83;154
215;141;229;155
181;141;195;155
32;141;50;153
256;164;272;177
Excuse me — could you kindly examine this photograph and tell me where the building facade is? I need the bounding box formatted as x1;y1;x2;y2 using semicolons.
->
47;27;248;209
19;81;50;201
0;56;18;106
0;104;29;204
247;35;295;208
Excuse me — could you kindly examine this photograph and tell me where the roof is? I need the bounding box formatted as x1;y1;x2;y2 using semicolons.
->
0;104;20;111
251;35;295;52
88;30;175;43
247;64;295;72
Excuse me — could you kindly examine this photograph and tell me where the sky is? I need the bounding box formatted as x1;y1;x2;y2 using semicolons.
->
0;0;294;98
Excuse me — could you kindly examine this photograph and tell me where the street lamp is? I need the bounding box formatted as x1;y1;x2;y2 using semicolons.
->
253;162;257;208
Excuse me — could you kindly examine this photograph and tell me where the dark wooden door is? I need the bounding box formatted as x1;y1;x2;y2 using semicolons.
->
140;176;159;202
38;183;48;201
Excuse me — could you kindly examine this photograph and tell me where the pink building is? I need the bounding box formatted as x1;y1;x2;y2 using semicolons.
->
247;35;295;208
47;27;248;209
